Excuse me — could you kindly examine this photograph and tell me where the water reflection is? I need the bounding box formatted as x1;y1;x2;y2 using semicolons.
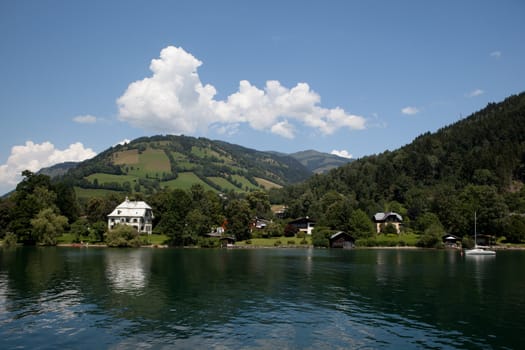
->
0;248;524;349
105;249;151;294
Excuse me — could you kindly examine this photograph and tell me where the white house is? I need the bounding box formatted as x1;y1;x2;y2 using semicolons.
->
107;197;154;234
288;217;316;235
373;212;403;234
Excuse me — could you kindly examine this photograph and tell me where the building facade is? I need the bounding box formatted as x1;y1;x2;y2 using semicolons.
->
107;197;154;234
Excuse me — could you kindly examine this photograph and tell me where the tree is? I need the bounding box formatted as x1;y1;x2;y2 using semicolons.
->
319;196;353;232
416;224;445;248
183;208;209;244
54;182;80;223
152;189;192;245
90;221;107;242
30;208;68;246
500;215;525;243
348;209;374;239
8;171;56;243
311;226;333;247
225;199;252;241
414;212;443;233
70;217;90;243
246;190;272;218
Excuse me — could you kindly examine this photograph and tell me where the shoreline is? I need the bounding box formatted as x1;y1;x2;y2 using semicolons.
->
52;243;525;250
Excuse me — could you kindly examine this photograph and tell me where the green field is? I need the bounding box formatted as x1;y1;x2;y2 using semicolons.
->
207;177;241;192
75;187;123;200
162;172;216;191
127;148;171;177
254;177;282;189
86;173;139;184
232;175;260;191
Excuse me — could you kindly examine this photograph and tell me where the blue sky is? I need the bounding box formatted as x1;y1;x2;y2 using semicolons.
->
1;0;524;195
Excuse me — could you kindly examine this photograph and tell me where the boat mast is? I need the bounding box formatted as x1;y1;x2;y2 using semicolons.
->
474;211;477;246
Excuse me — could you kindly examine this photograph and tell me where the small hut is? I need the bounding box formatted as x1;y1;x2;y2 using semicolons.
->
329;231;355;249
442;234;460;248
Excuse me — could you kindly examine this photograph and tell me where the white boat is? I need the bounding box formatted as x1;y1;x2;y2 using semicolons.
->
465;211;496;256
465;247;496;255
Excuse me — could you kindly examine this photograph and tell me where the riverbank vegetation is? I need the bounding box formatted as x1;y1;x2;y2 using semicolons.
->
2;93;525;249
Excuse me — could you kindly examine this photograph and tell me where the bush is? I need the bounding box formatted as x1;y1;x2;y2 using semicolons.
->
284;224;298;237
198;237;220;248
2;232;18;248
416;224;445;248
296;231;306;239
266;222;284;238
287;240;295;245
106;225;144;247
462;236;474;249
274;240;282;246
311;227;332;247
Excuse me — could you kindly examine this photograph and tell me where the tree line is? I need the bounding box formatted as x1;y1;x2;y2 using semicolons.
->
272;92;525;245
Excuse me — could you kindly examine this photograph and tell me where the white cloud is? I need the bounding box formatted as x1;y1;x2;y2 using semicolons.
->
115;139;131;146
467;89;484;97
271;120;295;139
0;141;96;195
117;46;366;139
490;51;501;58
331;149;353;159
73;114;97;124
401;106;420;115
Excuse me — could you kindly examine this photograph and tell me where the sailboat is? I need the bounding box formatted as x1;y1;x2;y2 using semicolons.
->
465;211;496;256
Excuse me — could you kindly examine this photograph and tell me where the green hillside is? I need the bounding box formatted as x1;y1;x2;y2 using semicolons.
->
59;135;310;198
278;92;525;241
290;150;353;173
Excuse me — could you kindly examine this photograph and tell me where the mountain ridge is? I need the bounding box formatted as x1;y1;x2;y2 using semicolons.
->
51;135;349;198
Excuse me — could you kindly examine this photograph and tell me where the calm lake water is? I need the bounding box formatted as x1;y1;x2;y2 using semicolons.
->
0;247;524;349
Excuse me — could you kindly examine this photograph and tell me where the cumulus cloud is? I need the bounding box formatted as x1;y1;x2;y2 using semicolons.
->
73;114;97;124
490;51;501;58
401;106;420;115
0;141;96;194
117;46;366;139
331;149;353;159
467;89;484;97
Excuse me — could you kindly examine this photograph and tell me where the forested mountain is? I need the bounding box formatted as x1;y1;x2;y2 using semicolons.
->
277;92;525;241
289;150;353;173
56;135;312;198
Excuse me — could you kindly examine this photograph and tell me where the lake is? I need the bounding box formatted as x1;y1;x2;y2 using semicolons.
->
0;247;524;349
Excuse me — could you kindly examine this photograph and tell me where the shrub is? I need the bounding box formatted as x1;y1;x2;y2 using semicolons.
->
462;236;474;249
274;240;282;246
106;225;143;247
198;237;220;248
2;232;18;248
287;240;295;245
311;227;332;247
284;224;298;237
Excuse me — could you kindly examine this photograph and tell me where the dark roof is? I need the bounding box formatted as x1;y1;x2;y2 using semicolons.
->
329;231;354;241
288;217;316;225
373;212;403;222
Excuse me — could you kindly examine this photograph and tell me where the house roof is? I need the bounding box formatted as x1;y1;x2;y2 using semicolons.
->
373;212;403;222
108;197;152;217
288;217;316;225
329;231;353;240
